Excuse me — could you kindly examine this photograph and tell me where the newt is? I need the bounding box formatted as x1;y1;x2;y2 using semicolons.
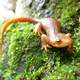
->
1;17;73;53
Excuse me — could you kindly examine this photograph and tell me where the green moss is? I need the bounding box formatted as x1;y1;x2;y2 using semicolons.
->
0;0;80;79
54;0;80;32
0;22;79;80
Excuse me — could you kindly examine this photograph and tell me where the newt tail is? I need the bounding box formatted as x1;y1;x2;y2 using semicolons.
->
2;17;38;33
1;17;39;45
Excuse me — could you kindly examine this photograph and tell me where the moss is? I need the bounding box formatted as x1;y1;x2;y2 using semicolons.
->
0;22;79;80
54;0;80;32
0;0;80;79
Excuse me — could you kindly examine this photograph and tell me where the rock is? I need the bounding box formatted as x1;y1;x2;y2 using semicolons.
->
31;0;59;17
15;0;32;17
0;0;59;20
32;0;46;10
0;0;16;21
0;7;14;21
15;0;59;18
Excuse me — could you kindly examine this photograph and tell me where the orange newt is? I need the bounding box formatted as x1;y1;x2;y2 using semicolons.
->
1;17;73;53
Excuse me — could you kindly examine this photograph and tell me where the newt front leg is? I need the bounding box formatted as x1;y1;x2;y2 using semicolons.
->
41;34;51;51
33;23;43;36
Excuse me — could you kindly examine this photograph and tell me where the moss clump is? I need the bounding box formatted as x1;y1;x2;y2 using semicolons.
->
73;25;80;56
54;0;80;32
0;22;79;80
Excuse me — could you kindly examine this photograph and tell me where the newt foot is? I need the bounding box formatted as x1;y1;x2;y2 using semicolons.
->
41;34;51;51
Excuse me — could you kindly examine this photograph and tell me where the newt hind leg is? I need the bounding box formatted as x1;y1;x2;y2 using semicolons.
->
41;34;51;51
